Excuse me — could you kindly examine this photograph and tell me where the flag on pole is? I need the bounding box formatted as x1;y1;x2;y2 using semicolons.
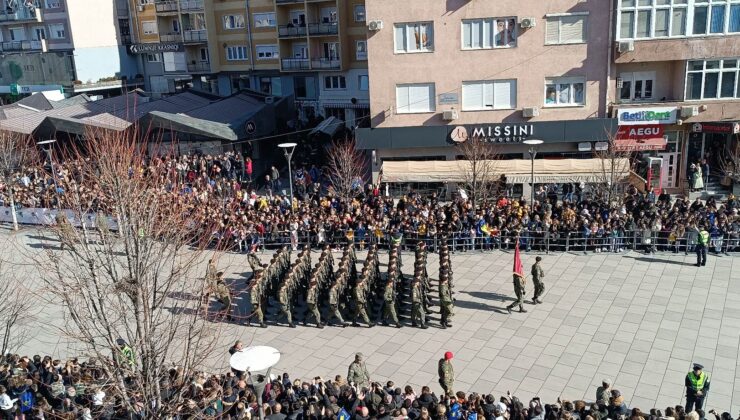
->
513;241;524;277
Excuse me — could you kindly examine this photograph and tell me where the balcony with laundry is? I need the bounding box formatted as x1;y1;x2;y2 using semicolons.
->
0;0;42;24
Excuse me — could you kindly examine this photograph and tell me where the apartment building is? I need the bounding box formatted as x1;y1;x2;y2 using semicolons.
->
356;0;617;184
612;0;740;192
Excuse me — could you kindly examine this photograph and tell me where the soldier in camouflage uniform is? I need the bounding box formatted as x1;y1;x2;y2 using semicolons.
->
352;280;374;328
411;279;427;329
213;272;233;321
506;273;528;314
248;277;266;328
304;281;323;328
327;283;348;327
438;352;454;397
347;353;371;389
531;256;545;304
278;284;295;328
382;279;401;328
439;274;453;329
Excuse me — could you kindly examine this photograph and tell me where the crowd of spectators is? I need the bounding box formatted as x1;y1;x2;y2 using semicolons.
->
2;152;740;254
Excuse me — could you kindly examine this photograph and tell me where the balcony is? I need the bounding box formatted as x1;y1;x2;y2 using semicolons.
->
281;58;310;71
308;22;337;36
0;7;40;23
187;62;210;73
154;0;178;14
179;0;203;12
278;25;307;38
183;29;207;43
159;32;182;42
1;40;42;52
311;57;340;69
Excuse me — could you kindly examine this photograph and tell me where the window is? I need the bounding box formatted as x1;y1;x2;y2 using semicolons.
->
223;14;245;30
618;0;739;39
199;48;209;62
396;83;435;113
294;76;316;98
323;42;339;59
225;45;248;61
356;40;367;60
9;28;25;41
545;13;587;44
48;23;65;39
394;22;434;53
359;75;369;91
686;58;740;100
462;80;516;111
544;77;586;106
254;12;276;28
619;71;656;101
45;0;60;8
146;53;161;62
256;45;279;60
33;26;46;40
324;75;346;90
462;18;517;49
354;5;366;22
142;20;157;35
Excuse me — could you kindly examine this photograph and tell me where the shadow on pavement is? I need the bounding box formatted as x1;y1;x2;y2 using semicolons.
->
623;255;697;266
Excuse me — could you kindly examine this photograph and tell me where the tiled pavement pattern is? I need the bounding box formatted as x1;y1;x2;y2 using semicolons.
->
6;231;740;412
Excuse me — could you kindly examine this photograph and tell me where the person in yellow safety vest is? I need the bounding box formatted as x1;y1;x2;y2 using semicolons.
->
685;363;710;411
695;225;709;267
116;338;135;368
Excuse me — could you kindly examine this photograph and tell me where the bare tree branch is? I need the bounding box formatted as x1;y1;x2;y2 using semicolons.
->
456;137;501;205
592;131;633;205
0;132;39;230
327;137;367;205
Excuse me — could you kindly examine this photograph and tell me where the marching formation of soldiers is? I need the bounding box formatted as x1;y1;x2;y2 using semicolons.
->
246;246;292;328
438;242;454;329
276;247;312;328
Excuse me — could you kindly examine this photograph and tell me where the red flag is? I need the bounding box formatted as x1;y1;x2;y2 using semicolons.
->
513;241;524;277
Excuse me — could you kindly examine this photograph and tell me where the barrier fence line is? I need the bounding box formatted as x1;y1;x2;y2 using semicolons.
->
4;206;739;255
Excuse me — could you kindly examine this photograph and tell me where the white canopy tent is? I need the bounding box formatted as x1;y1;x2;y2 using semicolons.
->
380;158;631;184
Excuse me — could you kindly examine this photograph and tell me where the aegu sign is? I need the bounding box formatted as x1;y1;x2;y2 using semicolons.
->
616;125;664;140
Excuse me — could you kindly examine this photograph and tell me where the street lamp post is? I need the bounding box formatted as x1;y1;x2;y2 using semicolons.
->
523;139;543;205
278;142;297;208
37;139;59;207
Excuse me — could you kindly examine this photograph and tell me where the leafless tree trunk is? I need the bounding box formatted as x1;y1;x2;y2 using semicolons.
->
35;127;230;417
456;137;500;206
0;132;39;230
327;137;367;205
0;260;33;358
593;133;633;206
720;134;740;184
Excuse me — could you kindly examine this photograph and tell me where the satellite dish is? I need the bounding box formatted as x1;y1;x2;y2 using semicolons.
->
229;346;280;372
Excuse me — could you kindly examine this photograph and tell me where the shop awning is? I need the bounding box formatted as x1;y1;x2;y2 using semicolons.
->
613;137;667;152
310;116;344;137
380;158;631;184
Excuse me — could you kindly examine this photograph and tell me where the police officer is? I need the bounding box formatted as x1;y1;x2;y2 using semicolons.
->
328;283;348;327
411;279;427;329
696;224;709;267
439;276;453;329
381;279;401;328
304;281;323;328
531;256;545;304
685;363;710;411
278;284;295;328
506;272;528;314
352;280;374;328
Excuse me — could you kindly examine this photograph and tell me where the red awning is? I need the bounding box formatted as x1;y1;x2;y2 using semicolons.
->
614;137;667;152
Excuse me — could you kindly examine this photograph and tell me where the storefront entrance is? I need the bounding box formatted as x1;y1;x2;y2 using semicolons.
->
658;152;679;188
687;132;729;186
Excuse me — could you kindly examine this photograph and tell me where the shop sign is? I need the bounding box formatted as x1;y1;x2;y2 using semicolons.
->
449;124;535;144
616;124;664;139
438;93;459;105
128;42;182;54
617;106;677;125
691;122;740;134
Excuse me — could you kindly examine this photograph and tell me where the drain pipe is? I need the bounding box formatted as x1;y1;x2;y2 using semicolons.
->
605;0;615;119
245;0;255;72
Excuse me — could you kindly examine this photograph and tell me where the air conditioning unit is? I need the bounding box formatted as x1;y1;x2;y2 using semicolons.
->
617;40;634;53
137;4;144;12
522;107;540;118
520;17;536;28
367;20;384;31
680;105;699;118
265;96;275;104
442;110;458;121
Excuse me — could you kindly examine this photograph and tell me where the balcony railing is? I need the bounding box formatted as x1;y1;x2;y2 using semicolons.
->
183;29;207;43
154;0;178;13
278;25;307;38
308;22;338;35
159;32;181;42
187;62;210;73
1;40;42;52
276;0;303;4
281;58;310;71
179;0;203;11
311;57;340;69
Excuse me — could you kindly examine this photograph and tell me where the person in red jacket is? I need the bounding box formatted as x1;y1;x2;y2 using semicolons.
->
245;157;253;183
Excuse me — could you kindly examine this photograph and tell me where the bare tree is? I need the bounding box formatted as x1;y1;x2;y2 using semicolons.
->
36;126;232;417
327;137;368;205
0;260;33;358
0;131;39;230
592;132;633;205
456;137;501;206
719;133;740;184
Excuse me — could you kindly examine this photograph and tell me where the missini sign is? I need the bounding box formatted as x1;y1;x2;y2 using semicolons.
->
449;124;535;144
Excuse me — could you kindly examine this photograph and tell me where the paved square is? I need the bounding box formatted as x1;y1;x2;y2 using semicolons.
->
6;231;740;412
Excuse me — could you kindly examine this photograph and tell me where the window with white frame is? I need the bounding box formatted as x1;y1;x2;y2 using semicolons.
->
685;58;740;100
354;5;366;22
545;13;587;44
396;83;435;113
462;18;517;49
146;53;161;62
356;40;367;60
359;75;369;91
394;22;434;53
545;77;586;106
225;45;248;61
44;0;60;8
48;23;65;39
254;12;276;28
33;26;46;40
256;45;279;60
618;0;740;39
223;14;245;30
142;20;157;35
692;0;740;35
462;80;517;111
324;75;346;90
619;71;656;101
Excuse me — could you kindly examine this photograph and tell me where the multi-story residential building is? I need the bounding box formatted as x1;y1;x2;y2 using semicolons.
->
612;0;740;193
356;0;617;188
